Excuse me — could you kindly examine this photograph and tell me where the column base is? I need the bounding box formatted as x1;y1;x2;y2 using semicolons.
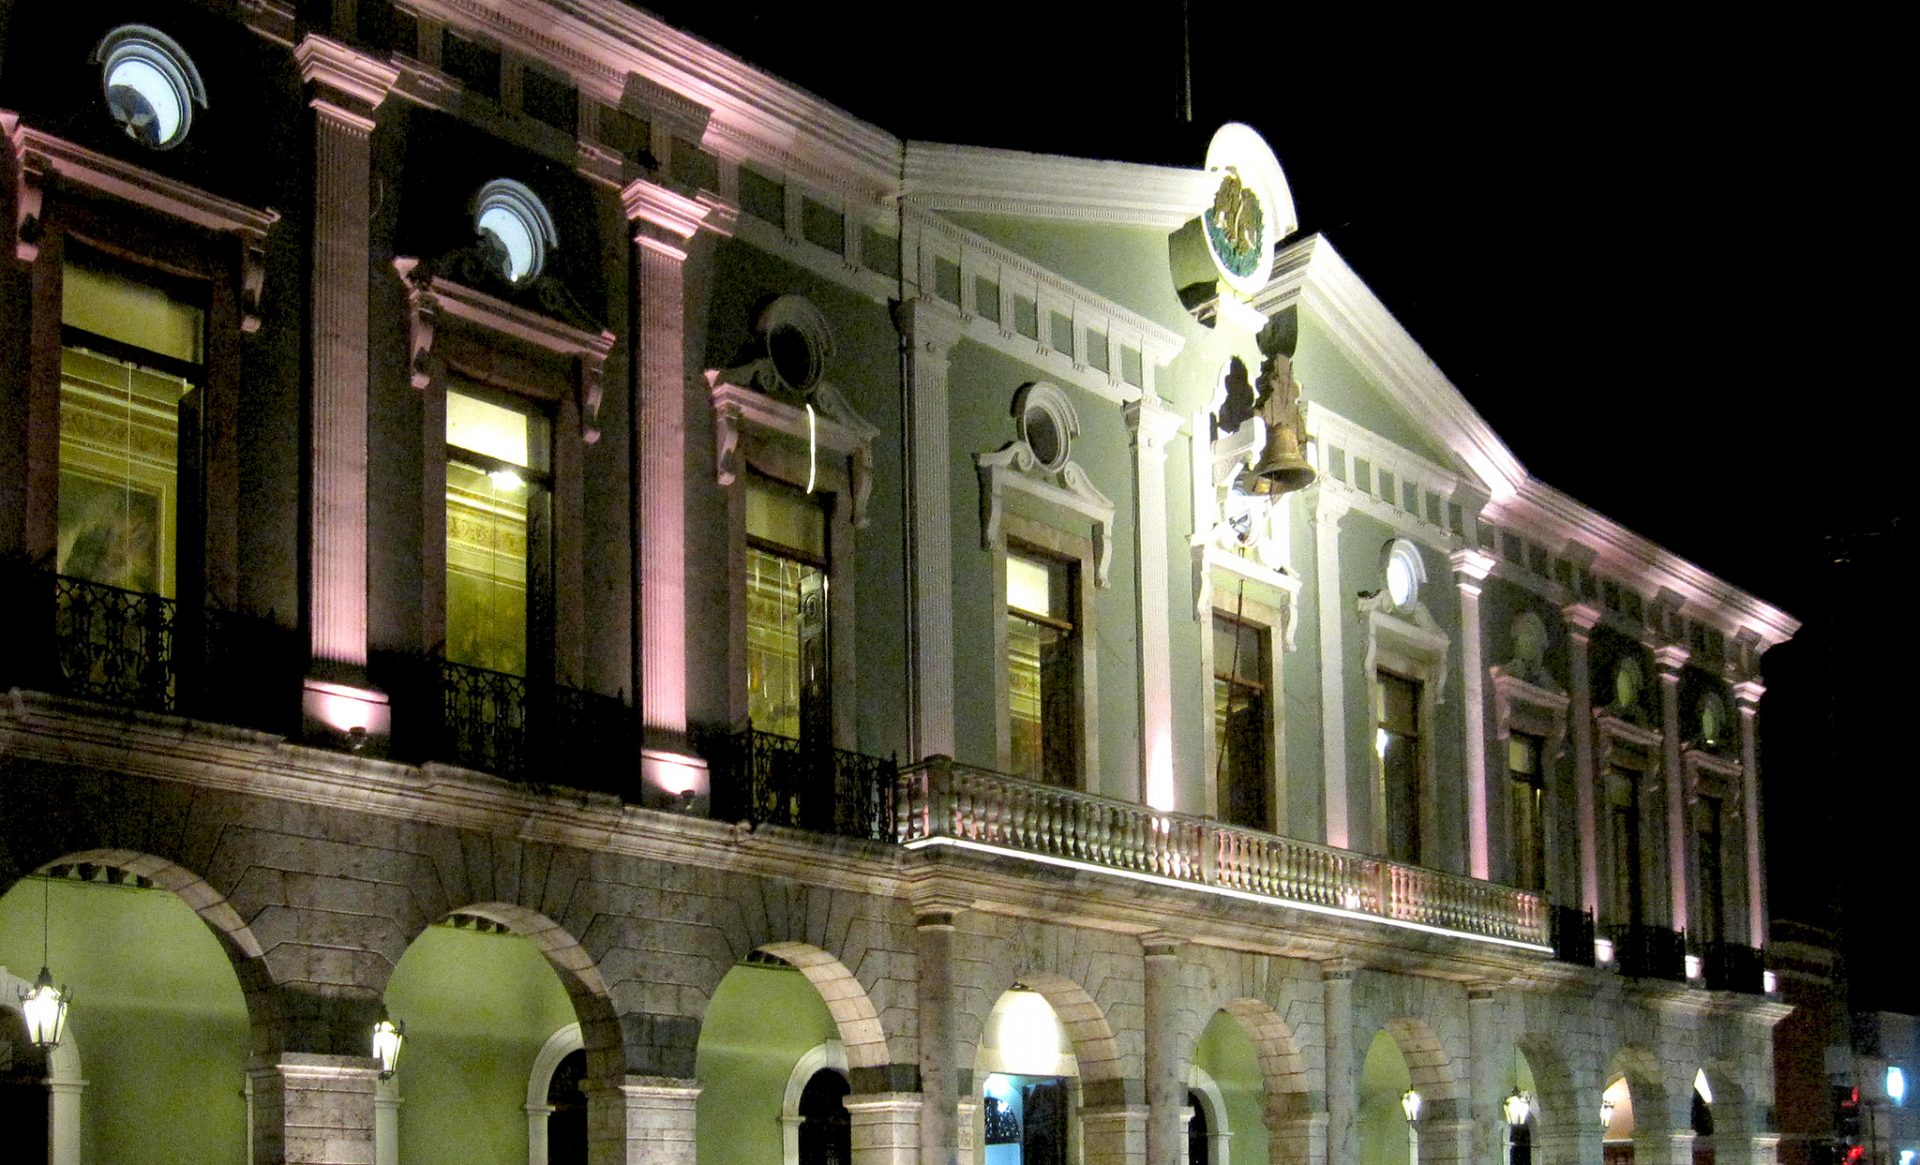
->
588;1075;699;1165
248;1052;380;1165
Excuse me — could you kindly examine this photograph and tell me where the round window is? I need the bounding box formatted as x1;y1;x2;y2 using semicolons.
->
753;295;834;396
96;26;205;150
1384;540;1422;609
1700;691;1727;745
768;322;819;394
1012;383;1076;474
473;180;557;286
1614;657;1643;709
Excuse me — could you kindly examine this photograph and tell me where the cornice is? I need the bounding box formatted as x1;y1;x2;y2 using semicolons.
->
294;35;401;111
621;177;718;241
902;142;1216;229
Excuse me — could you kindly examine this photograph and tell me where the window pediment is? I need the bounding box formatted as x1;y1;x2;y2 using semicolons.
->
975;382;1114;588
393;256;614;442
1593;710;1661;775
1491;669;1570;744
1682;747;1742;810
706;374;877;528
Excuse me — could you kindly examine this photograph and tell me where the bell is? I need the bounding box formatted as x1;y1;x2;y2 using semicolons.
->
1248;425;1316;496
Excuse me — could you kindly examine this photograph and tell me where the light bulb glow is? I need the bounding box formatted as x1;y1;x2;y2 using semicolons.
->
1890;1066;1908;1106
1401;1088;1423;1123
1599;1098;1616;1132
20;967;70;1050
488;468;523;491
372;1015;405;1078
1504;1087;1532;1126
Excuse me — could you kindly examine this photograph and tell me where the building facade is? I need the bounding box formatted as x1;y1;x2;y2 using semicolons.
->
0;2;1800;1164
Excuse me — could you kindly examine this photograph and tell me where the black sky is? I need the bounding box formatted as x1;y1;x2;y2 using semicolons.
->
636;1;1912;1006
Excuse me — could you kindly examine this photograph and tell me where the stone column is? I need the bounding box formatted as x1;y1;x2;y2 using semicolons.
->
1734;679;1767;946
1081;1103;1148;1165
844;1093;921;1165
1322;962;1356;1165
249;1053;380;1165
1534;1122;1597;1165
587;1077;699;1165
916;909;961;1165
1465;984;1503;1165
623;179;714;784
295;36;396;704
1655;645;1690;933
898;298;963;761
1126;398;1185;811
1310;490;1352;849
1563;603;1602;915
1415;1108;1473;1165
373;1077;399;1165
1452;549;1496;881
1269;1112;1328;1165
1142;939;1183;1165
1633;1126;1695;1165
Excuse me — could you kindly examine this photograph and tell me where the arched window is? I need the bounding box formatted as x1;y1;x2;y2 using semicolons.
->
1186;1089;1208;1165
547;1048;588;1165
797;1068;850;1165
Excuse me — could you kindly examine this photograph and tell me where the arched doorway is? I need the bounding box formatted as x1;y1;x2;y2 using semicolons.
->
1358;1031;1416;1165
0;1005;49;1162
1187;1090;1210;1165
798;1067;852;1165
1502;1047;1540;1165
1602;1076;1634;1163
977;987;1078;1165
1192;1010;1265;1165
696;951;846;1165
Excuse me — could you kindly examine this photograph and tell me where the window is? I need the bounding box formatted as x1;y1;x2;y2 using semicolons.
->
797;1069;851;1165
473;179;556;286
1695;795;1724;945
57;256;204;599
1008;550;1079;785
745;476;830;743
1608;767;1645;927
1213;613;1270;830
1384;539;1423;609
1375;670;1421;863
95;25;206;150
1508;733;1546;893
444;388;549;677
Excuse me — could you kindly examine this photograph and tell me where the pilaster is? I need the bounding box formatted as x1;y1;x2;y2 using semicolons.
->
1322;961;1356;1165
1564;602;1602;913
248;1053;380;1165
1141;937;1183;1165
1655;644;1690;932
296;36;396;686
1465;984;1503;1165
1310;490;1352;848
915;909;961;1165
1452;548;1495;880
623;178;715;767
898;297;963;761
587;1076;700;1165
1734;679;1767;944
1080;1103;1148;1165
1126;397;1186;811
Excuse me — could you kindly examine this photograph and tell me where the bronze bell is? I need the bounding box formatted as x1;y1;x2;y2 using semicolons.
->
1248;424;1316;495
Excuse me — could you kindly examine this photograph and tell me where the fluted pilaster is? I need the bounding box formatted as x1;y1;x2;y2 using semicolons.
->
899;297;962;761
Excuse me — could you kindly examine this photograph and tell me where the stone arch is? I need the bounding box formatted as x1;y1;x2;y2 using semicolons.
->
1515;1032;1579;1139
432;902;622;1079
756;940;893;1077
1381;1015;1465;1102
1221;997;1313;1120
1607;1044;1676;1141
1018;971;1124;1086
1695;1060;1753;1149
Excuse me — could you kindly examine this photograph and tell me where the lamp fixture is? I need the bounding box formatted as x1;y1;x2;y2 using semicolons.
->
18;873;71;1051
1401;1088;1423;1123
1599;1097;1616;1132
1504;1086;1532;1127
372;1011;405;1078
1891;1065;1908;1106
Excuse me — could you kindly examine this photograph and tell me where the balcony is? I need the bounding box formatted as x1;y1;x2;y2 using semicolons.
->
706;728;897;843
400;659;635;795
1700;938;1767;994
894;759;1546;948
1550;904;1597;966
1608;922;1688;982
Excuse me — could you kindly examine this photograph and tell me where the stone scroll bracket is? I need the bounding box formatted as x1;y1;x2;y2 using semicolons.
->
392;256;616;443
2;110;280;330
975;442;1116;587
705;373;878;528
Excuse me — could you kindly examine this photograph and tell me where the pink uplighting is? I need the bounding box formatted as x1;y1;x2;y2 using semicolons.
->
302;679;390;741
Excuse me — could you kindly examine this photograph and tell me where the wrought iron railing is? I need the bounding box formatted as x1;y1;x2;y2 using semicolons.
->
1701;939;1766;994
1549;904;1597;966
895;759;1546;947
435;660;633;793
50;573;179;713
708;729;897;842
1608;922;1687;981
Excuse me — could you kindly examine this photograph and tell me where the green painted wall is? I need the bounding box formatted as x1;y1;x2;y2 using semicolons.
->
0;877;250;1165
1283;495;1326;843
695;963;841;1165
387;926;580;1165
1192;1011;1267;1165
939;215;1200;338
1357;1030;1414;1165
1294;313;1455;471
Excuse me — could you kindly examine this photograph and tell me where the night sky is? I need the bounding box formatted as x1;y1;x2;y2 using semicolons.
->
637;1;1911;1008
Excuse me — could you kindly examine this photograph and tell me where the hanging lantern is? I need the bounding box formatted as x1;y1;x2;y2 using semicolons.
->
1401;1088;1423;1123
19;965;70;1050
372;1013;405;1078
1504;1087;1532;1127
1599;1097;1616;1132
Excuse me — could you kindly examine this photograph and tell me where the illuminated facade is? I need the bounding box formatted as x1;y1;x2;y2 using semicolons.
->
0;3;1798;1165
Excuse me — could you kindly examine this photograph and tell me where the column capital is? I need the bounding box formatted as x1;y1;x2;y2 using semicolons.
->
1141;933;1184;959
622;177;721;254
1655;643;1691;676
295;35;399;128
1124;394;1185;453
1563;601;1602;638
1734;679;1765;710
1450;547;1496;583
895;295;964;354
1306;484;1350;525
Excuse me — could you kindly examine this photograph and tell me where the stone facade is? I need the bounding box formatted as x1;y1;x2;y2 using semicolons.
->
0;3;1797;1164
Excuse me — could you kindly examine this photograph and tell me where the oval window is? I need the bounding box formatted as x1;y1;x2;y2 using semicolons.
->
96;26;206;150
473;180;557;286
1383;540;1422;609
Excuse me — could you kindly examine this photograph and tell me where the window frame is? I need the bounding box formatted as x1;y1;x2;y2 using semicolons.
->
1594;712;1664;929
742;470;835;744
440;382;553;679
1682;744;1744;945
1490;670;1570;896
993;514;1098;787
1208;603;1282;833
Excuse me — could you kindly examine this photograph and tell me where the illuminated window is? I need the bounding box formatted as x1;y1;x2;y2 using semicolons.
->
1008;551;1079;785
1383;539;1423;609
1695;795;1724;944
1508;733;1546;892
95;25;206;150
746;477;829;742
1375;670;1421;863
1213;613;1270;830
444;388;548;676
57;257;205;599
474;179;556;286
